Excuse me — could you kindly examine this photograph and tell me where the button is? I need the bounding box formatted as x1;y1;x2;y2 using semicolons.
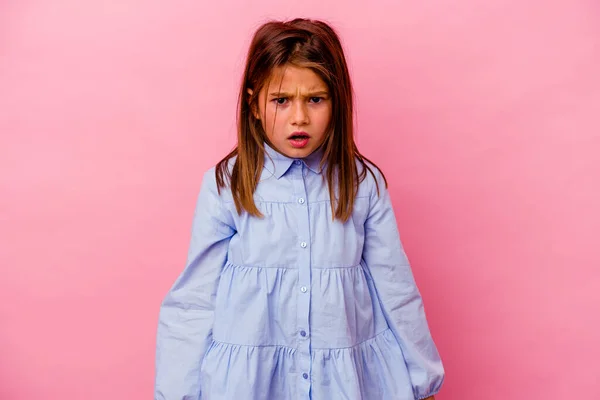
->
298;198;305;204
300;241;307;248
302;373;309;379
300;286;308;293
300;330;306;337
294;160;301;165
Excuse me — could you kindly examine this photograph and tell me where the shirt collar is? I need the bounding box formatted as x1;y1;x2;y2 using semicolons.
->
263;142;325;179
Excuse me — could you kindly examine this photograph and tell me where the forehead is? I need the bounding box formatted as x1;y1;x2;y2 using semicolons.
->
264;65;328;91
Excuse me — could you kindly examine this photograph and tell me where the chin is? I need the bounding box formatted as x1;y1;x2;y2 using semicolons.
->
284;147;313;158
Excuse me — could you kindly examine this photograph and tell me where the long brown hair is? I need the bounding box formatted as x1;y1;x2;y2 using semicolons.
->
216;18;387;222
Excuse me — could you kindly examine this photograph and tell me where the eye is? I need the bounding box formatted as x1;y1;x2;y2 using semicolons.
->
273;98;288;105
309;97;323;103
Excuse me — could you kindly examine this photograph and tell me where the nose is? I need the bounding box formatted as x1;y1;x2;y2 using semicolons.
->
291;101;309;126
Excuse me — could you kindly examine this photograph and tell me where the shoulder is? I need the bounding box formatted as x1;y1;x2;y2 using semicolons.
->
193;164;235;227
200;166;218;192
198;162;235;205
355;157;387;198
203;156;237;200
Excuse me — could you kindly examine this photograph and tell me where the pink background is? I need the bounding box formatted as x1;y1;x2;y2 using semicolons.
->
1;1;599;399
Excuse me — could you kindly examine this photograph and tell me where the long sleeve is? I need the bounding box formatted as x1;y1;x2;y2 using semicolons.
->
154;169;235;400
361;169;445;400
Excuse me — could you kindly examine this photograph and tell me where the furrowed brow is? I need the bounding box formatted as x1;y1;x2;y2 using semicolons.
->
268;90;329;98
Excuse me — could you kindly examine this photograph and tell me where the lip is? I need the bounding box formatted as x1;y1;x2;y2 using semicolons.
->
288;131;310;149
288;131;310;139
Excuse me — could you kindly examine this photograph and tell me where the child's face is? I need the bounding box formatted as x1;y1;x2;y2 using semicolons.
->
252;65;332;159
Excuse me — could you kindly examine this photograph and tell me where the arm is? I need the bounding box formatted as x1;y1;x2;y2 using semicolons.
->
362;169;444;400
154;170;235;400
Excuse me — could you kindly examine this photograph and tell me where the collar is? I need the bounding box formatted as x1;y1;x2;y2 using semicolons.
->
263;142;325;179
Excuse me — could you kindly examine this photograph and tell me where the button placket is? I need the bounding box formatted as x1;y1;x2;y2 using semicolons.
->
290;161;312;394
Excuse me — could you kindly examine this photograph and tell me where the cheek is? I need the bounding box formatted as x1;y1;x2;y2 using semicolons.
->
270;108;289;125
314;107;332;128
262;108;285;135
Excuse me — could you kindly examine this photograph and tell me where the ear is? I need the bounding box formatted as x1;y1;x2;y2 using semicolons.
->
247;88;260;120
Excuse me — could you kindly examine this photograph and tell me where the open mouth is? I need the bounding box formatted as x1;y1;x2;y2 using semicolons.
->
288;132;310;148
289;133;309;140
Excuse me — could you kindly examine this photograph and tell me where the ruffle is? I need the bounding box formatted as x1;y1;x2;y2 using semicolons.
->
212;262;390;349
200;329;415;399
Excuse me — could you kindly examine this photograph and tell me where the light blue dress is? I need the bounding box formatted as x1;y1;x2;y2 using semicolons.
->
155;143;445;399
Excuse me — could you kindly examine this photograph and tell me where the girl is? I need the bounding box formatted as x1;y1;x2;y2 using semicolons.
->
155;18;444;400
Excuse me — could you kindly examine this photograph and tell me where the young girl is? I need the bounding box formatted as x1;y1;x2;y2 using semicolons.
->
155;18;444;400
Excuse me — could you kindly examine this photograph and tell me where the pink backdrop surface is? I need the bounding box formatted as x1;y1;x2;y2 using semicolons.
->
1;1;599;399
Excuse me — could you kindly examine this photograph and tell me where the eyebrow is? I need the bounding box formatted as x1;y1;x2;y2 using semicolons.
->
268;90;330;98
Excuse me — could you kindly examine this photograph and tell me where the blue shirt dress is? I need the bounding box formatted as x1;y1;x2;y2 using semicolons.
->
155;143;445;399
